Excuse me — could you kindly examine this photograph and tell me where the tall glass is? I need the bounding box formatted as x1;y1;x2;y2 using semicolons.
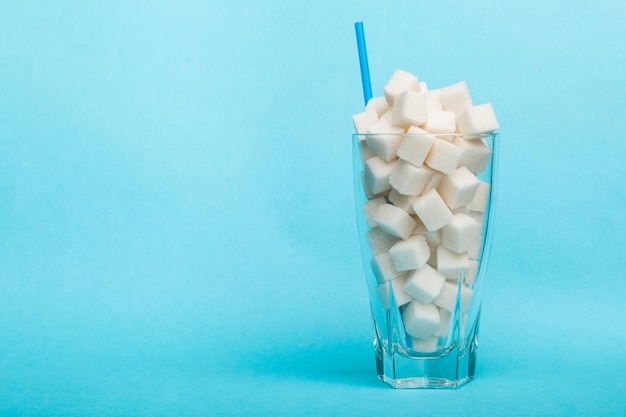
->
352;132;499;389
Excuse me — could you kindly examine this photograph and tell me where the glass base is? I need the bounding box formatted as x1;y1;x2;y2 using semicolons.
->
375;336;478;389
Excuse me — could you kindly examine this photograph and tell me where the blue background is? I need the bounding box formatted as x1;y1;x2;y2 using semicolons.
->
1;1;625;415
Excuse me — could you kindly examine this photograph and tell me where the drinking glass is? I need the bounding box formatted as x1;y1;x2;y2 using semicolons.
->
352;132;499;389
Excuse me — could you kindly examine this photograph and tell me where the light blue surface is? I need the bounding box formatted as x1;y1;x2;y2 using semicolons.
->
1;1;625;415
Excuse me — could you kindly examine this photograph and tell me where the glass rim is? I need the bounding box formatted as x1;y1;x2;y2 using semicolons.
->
352;132;499;139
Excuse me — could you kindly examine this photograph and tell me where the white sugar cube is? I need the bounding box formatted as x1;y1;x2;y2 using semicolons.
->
426;89;443;112
422;170;444;193
442;213;482;254
402;300;440;339
468;242;481;260
410;216;428;235
391;275;412;306
360;171;379;200
388;188;415;214
423;111;456;135
361;171;387;200
397;126;435;167
364;156;395;195
452;205;469;214
389;159;432;196
380;108;394;123
418;81;428;92
437;166;481;209
366;120;405;161
436;246;470;280
365;96;389;117
423;229;442;248
440;81;473;114
389;235;430;272
373;204;417;239
412;188;454;232
352;109;379;134
434;310;467;339
456;103;499;133
468;181;490;212
359;140;375;161
425;139;461;175
433;281;473;313
372;252;403;284
465;259;479;286
362;196;386;228
467;210;485;226
453;136;492;173
392;90;427;127
423;229;441;267
367;227;400;256
376;274;412;309
433;308;451;337
384;69;420;104
411;336;439;351
403;263;446;303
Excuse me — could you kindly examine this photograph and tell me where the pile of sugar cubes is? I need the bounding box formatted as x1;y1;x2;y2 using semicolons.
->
352;69;499;352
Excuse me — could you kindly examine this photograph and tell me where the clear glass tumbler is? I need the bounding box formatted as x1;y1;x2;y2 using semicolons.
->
352;132;499;389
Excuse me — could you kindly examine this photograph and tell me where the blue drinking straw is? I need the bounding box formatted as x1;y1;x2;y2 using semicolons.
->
354;21;373;107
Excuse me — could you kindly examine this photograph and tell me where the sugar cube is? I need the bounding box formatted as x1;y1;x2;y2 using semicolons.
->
410;215;428;235
423;111;456;135
412;188;454;231
433;308;452;337
359;140;375;161
396;126;435;167
361;173;386;200
437;166;481;209
362;196;386;228
442;213;482;254
403;263;446;303
366;120;405;161
433;281;473;313
436;246;470;280
426;89;443;112
389;235;430;272
372;252;403;284
363;156;395;195
423;229;442;249
422;170;444;193
456;103;499;133
376;274;412;309
425;139;461;175
402;300;440;339
367;227;400;256
373;204;417;239
365;96;389;117
352;109;379;134
440;81;472;114
389;159;432;196
384;69;420;104
467;181;490;212
388;188;415;214
411;336;440;351
380;108;394;123
392;90;427;127
468;243;481;260
453;136;492;173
